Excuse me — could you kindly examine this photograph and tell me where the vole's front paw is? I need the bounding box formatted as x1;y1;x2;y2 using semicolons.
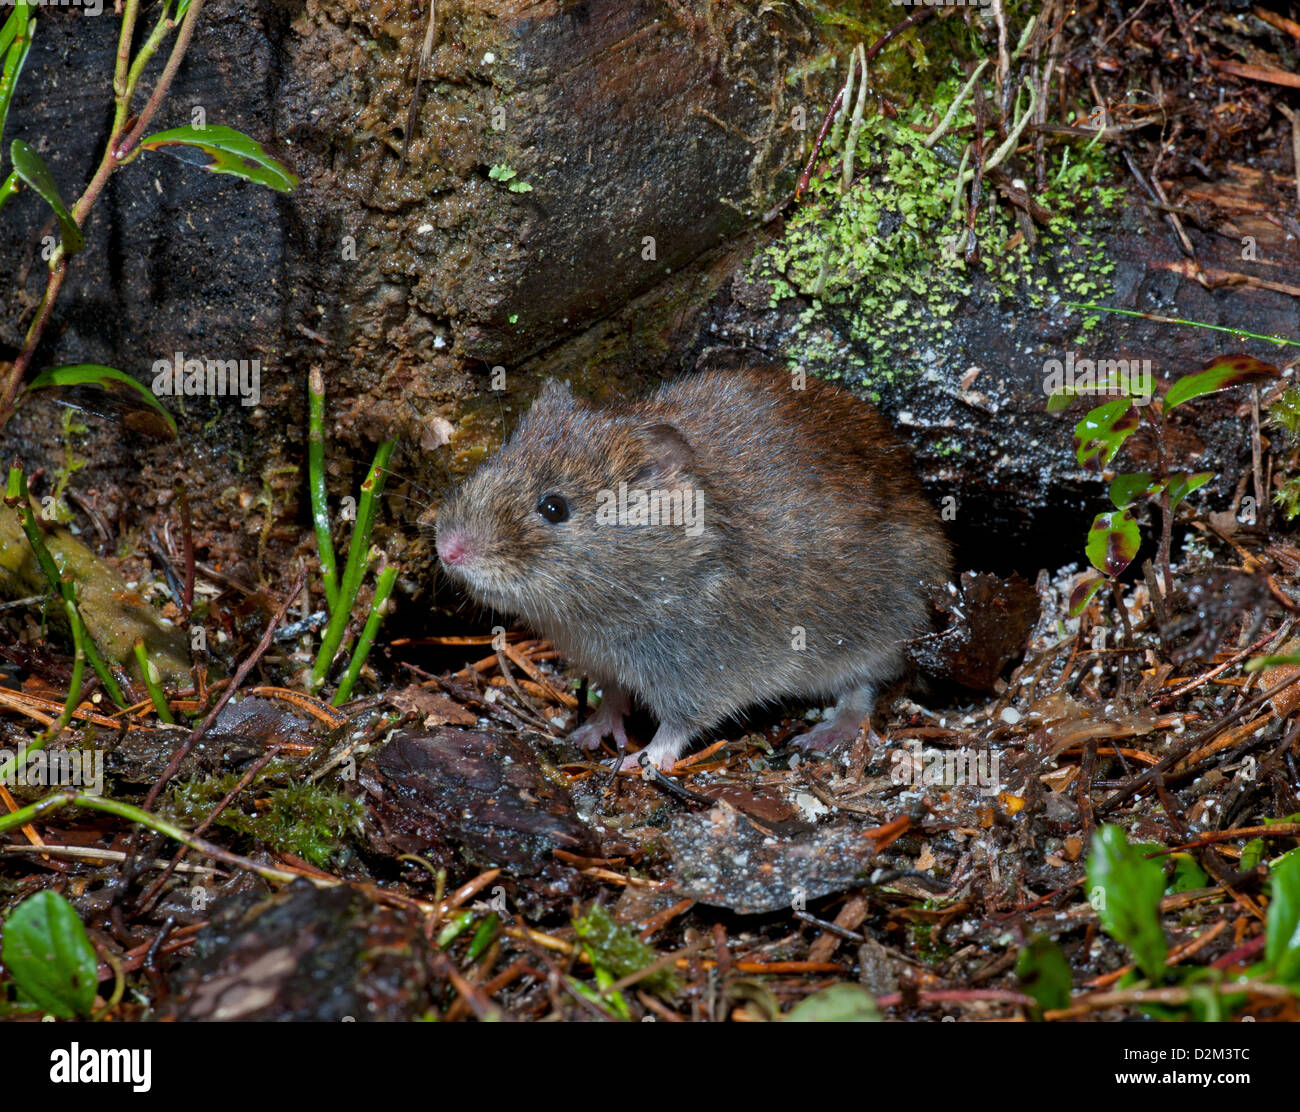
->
569;712;628;751
568;686;632;751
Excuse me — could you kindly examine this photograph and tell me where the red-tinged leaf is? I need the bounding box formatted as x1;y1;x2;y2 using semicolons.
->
1109;472;1161;509
1164;355;1281;412
1086;509;1140;577
1069;573;1105;616
139;125;297;193
1074;396;1138;472
26;363;177;440
1167;471;1213;511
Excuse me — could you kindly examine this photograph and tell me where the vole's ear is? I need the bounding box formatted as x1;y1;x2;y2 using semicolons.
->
535;378;574;409
633;421;695;482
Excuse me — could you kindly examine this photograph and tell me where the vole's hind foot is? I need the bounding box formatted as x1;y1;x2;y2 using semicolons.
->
569;685;631;751
788;686;877;755
619;724;693;773
788;717;863;753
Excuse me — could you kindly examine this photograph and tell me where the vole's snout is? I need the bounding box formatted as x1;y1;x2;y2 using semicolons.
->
435;526;476;568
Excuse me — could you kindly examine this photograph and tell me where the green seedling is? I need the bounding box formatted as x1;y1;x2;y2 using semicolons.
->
488;163;532;192
133;638;174;723
1018;827;1300;1020
1;891;99;1019
1050;353;1281;616
0;1;297;428
0;583;88;787
1268;386;1300;523
1095;829;1300;1017
307;369;399;703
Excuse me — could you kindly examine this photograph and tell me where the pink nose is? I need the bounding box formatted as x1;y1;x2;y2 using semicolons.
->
436;529;474;567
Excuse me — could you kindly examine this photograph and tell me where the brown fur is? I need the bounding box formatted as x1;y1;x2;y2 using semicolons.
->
431;366;952;763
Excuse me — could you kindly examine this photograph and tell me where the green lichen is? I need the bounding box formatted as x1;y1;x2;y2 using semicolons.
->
170;773;363;869
756;64;1121;391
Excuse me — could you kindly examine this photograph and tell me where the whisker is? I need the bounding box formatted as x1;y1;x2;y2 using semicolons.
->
336;454;446;502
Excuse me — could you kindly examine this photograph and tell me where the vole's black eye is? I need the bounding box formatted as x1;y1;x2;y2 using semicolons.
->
536;493;570;524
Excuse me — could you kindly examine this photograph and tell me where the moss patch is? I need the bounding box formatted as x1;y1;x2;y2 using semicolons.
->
170;774;363;869
756;61;1123;396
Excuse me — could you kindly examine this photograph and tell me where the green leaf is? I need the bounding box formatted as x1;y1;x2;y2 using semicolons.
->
1168;853;1209;894
1086;825;1168;981
1068;573;1105;616
139;124;297;193
1073;396;1138;472
1267;812;1300;825
1046;389;1077;414
26;363;177;439
1016;935;1072;1012
465;913;499;964
0;5;22;57
1048;358;1149;413
1244;654;1300;673
783;984;880;1022
1265;847;1300;982
1109;472;1159;509
1166;471;1213;511
1164;354;1281;412
1085;508;1140;578
1241;838;1265;873
487;163;517;181
435;909;474;949
9;139;83;254
0;4;33;153
1;890;99;1018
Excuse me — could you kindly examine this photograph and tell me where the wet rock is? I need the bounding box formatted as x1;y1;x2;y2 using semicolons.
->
701;207;1300;567
105;696;319;786
914;572;1040;691
665;804;877;915
106;730;266;788
0;514;190;683
360;727;597;914
160;880;439;1021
